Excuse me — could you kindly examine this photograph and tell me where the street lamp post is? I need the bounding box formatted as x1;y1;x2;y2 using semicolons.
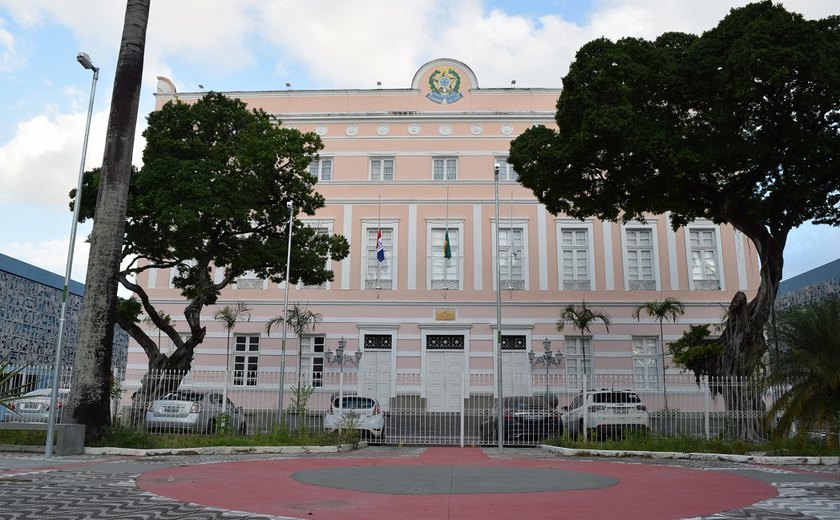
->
529;338;563;401
278;201;293;426
46;52;99;458
325;337;362;429
494;162;504;452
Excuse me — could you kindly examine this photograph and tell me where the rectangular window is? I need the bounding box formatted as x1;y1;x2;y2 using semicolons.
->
495;157;518;181
499;227;524;290
501;335;527;350
565;337;593;390
370;157;395;181
300;336;325;387
366;227;393;289
690;229;720;290
308;158;333;181
233;335;259;386
431;227;459;290
626;228;655;290
632;337;660;390
364;334;392;350
560;229;591;290
433;157;457;181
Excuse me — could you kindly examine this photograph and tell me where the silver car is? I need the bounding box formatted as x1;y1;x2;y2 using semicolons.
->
145;391;247;434
3;388;69;423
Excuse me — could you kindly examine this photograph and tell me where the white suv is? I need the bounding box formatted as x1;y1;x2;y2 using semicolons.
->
562;389;650;440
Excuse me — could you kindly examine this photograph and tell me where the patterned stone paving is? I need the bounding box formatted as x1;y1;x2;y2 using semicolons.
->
0;449;837;520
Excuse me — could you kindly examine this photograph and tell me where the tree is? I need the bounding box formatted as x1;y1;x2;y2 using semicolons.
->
65;0;150;441
633;298;685;409
556;302;611;386
509;2;839;436
669;324;724;384
767;298;840;446
213;303;251;413
75;92;349;403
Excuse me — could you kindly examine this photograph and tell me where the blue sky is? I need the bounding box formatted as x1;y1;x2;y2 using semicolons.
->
1;0;837;284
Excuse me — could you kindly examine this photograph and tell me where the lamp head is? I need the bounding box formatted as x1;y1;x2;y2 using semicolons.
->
355;350;363;362
325;349;334;363
528;351;535;363
286;200;293;209
76;52;97;72
543;337;551;353
494;162;500;174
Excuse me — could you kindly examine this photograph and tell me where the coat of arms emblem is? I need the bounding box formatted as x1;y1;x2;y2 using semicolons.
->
427;67;463;104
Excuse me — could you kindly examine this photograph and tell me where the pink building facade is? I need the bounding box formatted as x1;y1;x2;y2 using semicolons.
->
132;59;760;412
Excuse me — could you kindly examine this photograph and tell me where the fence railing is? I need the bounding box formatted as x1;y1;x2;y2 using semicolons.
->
110;368;783;445
1;366;783;446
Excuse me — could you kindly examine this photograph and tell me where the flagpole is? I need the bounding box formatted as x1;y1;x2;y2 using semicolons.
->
494;162;504;452
509;191;514;289
377;193;381;289
444;177;450;288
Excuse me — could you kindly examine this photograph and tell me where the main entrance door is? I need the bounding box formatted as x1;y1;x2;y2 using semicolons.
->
424;334;465;412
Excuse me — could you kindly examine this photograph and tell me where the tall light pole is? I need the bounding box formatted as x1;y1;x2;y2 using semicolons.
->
45;52;98;458
325;337;362;430
278;200;293;425
494;162;504;452
529;338;562;400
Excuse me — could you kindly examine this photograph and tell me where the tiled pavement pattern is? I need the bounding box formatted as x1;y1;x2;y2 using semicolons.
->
0;448;837;520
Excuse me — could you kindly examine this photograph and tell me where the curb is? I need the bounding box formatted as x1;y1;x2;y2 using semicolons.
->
84;442;361;457
540;444;840;465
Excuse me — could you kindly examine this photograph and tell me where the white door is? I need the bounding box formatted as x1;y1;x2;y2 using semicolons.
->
360;351;392;411
501;351;530;397
425;351;464;412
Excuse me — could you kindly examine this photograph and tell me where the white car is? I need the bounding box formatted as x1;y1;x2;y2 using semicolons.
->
3;389;69;423
562;389;650;440
323;394;385;440
145;391;247;435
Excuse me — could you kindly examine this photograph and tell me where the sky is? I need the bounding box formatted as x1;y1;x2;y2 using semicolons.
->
1;0;838;285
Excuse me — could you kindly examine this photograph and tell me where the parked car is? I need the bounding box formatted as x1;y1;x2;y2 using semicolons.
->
323;393;385;440
3;388;69;423
480;396;563;443
562;389;650;440
145;391;247;434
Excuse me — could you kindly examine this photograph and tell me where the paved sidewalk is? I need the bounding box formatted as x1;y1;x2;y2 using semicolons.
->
0;446;837;519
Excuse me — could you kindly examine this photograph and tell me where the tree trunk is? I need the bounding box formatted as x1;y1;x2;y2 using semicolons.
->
65;0;150;442
714;231;785;440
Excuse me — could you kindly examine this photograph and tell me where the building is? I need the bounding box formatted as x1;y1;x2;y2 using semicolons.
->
0;252;128;398
776;258;840;309
132;59;760;413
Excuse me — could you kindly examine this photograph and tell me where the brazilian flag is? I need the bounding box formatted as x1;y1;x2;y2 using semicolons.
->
444;230;452;259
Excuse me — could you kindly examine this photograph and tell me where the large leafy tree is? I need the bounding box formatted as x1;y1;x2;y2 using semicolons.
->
64;0;150;441
767;298;840;445
511;2;839;385
76;92;349;401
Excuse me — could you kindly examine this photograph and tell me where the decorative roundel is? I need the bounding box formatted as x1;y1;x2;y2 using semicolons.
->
345;125;358;136
377;124;389;136
501;124;513;135
408;123;421;135
470;124;483;135
439;124;452;136
315;125;327;136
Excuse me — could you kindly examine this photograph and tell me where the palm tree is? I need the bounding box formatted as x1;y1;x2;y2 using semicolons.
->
557;301;612;388
767;298;840;446
633;298;685;409
266;304;322;389
66;0;150;441
213;303;251;413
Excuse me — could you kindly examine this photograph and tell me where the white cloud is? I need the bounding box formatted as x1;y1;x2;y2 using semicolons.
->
0;109;108;207
3;235;90;283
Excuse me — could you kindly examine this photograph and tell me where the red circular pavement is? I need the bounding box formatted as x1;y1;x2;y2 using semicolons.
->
137;448;777;520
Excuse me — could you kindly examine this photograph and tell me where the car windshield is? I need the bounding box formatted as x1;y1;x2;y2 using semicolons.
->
334;397;376;409
500;397;554;411
162;391;204;402
591;392;641;404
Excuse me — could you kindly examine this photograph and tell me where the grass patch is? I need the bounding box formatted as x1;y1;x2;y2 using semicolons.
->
548;432;840;457
90;423;359;450
0;430;47;445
